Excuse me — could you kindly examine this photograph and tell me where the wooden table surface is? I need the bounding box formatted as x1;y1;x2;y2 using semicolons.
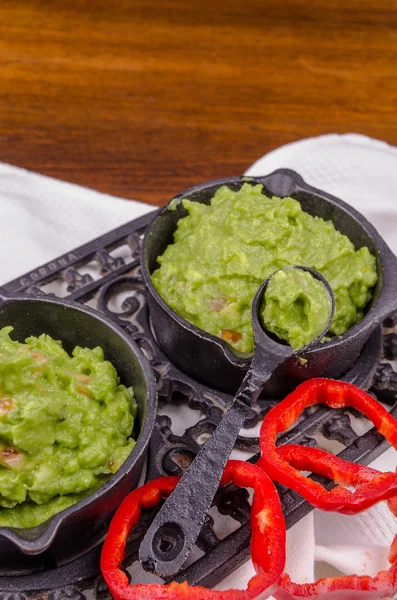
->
1;0;397;206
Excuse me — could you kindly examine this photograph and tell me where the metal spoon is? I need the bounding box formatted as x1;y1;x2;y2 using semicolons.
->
139;266;335;578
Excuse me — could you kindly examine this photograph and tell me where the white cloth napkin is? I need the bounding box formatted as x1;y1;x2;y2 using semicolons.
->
0;163;155;286
0;133;396;595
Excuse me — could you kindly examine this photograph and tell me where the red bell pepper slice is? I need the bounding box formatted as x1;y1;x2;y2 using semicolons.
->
271;446;397;599
277;443;397;563
100;460;286;599
259;378;397;514
277;444;385;487
276;569;397;600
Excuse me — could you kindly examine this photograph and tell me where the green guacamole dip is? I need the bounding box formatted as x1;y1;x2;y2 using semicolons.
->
0;327;137;528
261;268;332;350
152;183;378;353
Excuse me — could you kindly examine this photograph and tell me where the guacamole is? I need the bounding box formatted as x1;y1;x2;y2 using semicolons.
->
261;268;332;350
0;327;137;528
152;183;378;353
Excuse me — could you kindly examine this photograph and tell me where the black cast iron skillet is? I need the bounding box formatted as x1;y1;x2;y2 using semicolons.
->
142;169;397;398
140;266;335;577
0;288;157;575
140;168;397;576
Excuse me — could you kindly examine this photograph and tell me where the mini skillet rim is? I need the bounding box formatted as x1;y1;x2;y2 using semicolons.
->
0;292;157;555
141;169;397;368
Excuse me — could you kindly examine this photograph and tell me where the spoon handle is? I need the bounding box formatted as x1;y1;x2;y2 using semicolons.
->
139;369;264;578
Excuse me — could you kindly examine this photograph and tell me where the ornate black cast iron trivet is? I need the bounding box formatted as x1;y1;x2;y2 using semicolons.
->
1;211;397;598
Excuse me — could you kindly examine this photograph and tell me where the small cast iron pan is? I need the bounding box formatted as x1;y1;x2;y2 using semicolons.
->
142;169;397;397
0;288;157;575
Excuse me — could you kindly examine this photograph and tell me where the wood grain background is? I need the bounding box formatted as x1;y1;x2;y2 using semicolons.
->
1;0;397;205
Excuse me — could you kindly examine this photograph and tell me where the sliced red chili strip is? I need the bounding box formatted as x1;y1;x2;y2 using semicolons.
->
276;568;397;600
100;460;286;600
277;445;397;573
277;444;384;486
259;378;397;514
271;453;397;599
